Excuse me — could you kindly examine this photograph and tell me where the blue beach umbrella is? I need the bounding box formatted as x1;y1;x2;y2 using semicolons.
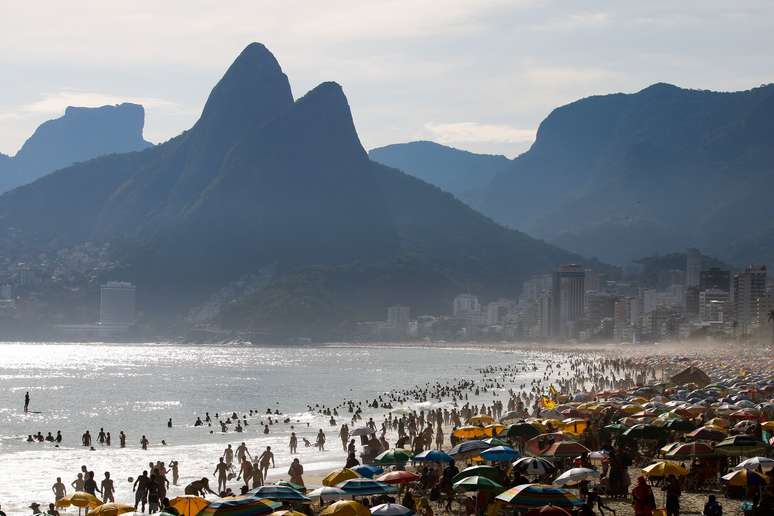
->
247;485;311;502
336;478;398;496
351;465;383;478
413;450;453;463
480;445;520;463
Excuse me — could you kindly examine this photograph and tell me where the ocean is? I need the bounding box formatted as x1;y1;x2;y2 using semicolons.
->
0;342;555;513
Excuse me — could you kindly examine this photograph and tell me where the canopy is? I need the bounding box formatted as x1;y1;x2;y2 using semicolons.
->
670;366;711;387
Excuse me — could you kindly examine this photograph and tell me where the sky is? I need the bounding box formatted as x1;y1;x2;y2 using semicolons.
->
1;1;773;158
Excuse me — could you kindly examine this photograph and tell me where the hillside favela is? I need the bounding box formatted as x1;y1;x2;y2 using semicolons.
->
1;3;773;516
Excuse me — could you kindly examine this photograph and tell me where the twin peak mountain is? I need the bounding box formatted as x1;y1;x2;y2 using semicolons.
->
0;43;585;333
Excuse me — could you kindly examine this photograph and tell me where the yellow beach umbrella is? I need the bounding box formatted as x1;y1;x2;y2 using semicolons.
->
323;468;360;487
169;495;209;516
453;425;489;439
319;500;371;516
70;492;102;509
642;461;688;478
467;414;496;426
622;404;643;414
86;503;135;516
55;497;72;509
761;421;774;431
484;423;505;436
721;469;768;487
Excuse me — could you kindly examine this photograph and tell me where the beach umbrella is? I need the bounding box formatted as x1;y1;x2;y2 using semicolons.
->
495;484;583;509
482;437;510;447
86;503;135;516
468;414;496;426
320;500;371;516
553;468;600;486
270;512;306;516
198;497;280;516
603;423;627;433
323;468;360;487
721;469;768;487
715;435;768;456
664;419;696;433
525;506;572;516
453;475;503;492
761;421;774;432
735;456;774;472
452;465;503;484
274;481;306;492
336;478;397;496
307;486;348;501
503;422;541;439
543;441;590;458
376;471;420;485
686;425;727;441
588;450;609;465
484;423;506;436
448;439;490;459
55;496;72;509
374;448;413;465
526;432;568;455
500;411;524;424
480;445;520;462
68;492;102;514
641;462;688;478
168;495;209;516
664;442;715;459
412;449;453;463
370;503;414;516
623;424;665;440
248;485;311;502
513;457;556;477
452;425;489;439
351;465;383;478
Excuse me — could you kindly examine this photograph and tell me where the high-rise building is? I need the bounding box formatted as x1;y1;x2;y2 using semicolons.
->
453;294;480;317
700;268;731;292
733;265;768;336
686;248;702;288
486;300;512;326
699;289;730;322
551;265;585;338
99;281;136;325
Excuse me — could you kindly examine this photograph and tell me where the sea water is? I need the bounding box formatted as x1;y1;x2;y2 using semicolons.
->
0;342;554;513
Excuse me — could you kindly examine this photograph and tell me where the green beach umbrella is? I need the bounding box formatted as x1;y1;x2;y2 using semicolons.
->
453;475;503;492
375;448;413;465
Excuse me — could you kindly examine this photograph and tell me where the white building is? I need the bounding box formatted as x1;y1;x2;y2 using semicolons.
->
453;294;480;317
686;248;702;288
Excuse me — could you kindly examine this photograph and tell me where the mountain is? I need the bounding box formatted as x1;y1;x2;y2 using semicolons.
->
0;43;589;336
0;103;152;193
368;141;509;209
479;82;774;265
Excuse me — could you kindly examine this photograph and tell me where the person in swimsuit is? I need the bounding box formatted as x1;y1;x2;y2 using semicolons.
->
51;478;66;502
213;458;228;493
71;473;84;492
100;472;114;502
258;447;275;481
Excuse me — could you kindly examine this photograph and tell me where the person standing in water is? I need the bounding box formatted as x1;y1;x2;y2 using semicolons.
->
100;472;114;503
213;458;228;493
24;392;30;413
258;446;275;481
51;478;66;502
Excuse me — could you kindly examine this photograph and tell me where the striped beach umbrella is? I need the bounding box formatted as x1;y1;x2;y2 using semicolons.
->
513;457;556;477
198;497;280;516
496;484;583;508
248;485;311;502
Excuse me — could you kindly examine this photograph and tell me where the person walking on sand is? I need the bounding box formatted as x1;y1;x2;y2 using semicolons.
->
24;391;30;413
51;477;66;502
258;446;275;481
214;458;228;493
133;471;150;513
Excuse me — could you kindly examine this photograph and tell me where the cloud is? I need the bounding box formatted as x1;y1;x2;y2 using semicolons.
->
424;122;536;145
19;91;178;116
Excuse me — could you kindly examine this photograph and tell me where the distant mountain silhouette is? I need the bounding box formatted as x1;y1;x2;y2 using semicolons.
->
0;103;152;193
0;43;588;336
479;82;774;265
369;141;509;210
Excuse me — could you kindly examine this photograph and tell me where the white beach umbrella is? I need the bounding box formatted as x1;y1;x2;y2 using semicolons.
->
553;467;600;486
306;486;348;500
734;457;774;472
371;503;414;515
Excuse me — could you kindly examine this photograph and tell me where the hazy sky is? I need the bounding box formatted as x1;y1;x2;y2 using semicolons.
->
1;1;773;157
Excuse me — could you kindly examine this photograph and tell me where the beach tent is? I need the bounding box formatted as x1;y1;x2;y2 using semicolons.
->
670;366;711;387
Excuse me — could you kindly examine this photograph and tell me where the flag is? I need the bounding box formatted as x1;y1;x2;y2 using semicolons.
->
540;396;556;409
548;385;558;398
